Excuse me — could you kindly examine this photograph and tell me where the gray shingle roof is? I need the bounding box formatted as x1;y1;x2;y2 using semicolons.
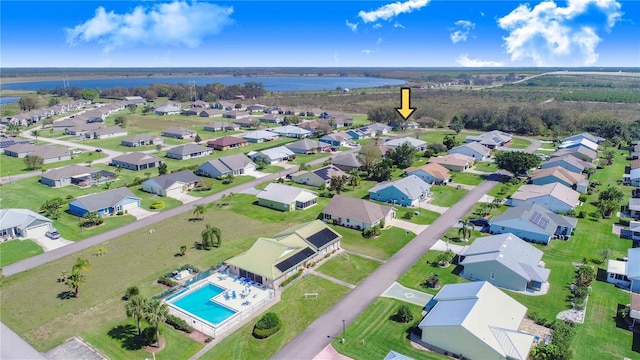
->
163;126;195;136
113;152;162;166
323;195;393;224
256;183;317;204
369;175;431;200
41;165;100;181
490;203;578;236
69;187;139;212
286;138;327;151
332;152;361;168
143;170;200;190
166;144;210;156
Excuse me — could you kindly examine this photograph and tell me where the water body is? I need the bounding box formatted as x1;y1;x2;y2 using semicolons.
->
0;76;406;92
0;97;20;105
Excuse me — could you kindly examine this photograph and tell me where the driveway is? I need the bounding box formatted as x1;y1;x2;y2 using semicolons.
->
419;200;449;214
381;282;433;307
1;323;47;360
448;182;475;191
387;218;428;234
429;239;466;254
32;236;73;252
126;207;156;220
170;192;200;204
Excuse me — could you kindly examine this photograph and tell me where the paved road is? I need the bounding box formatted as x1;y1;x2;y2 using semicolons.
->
1;323;47;360
2;151;350;277
272;179;498;360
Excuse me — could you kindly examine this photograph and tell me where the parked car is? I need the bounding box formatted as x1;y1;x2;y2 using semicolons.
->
46;231;61;240
95;148;103;152
72;150;82;155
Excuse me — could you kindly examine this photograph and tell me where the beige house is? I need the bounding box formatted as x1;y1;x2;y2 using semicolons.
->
321;195;395;230
290;165;347;188
428;154;475;172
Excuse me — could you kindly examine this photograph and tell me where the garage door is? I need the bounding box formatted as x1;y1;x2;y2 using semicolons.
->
26;223;50;238
166;187;183;198
122;201;139;211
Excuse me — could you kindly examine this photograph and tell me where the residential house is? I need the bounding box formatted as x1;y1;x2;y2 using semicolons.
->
225;220;342;288
124;96;146;106
154;104;183;115
232;117;256;128
418;281;534;360
91;126;127;139
507;183;580;213
367;122;392;136
197;154;256;178
142;170;200;197
489;203;578;244
222;110;251;120
320;113;353;128
285;138;330;154
405;163;451;184
291;165;348;188
606;248;640;291
530;166;587;192
207;136;248;151
298;120;321;134
625;198;640;219
120;134;163;147
540;154;596;174
321;195;395;230
0;139;32;152
627;168;640;187
248;146;294;164
558;138;599;152
4;144;71;164
256;183;318;212
383;351;414;360
449;142;491;161
620;220;640;248
269;125;311;139
111;153;163;171
199;109;225;118
165;144;212;160
319;133;352;147
0;209;55;239
191;100;208;109
40;165;115;188
68;187;141;217
564;132;605;144
259;114;284;124
428;154;475;172
181;109;198;116
243;130;279;143
247;104;268;112
369;175;431;207
459;233;551;292
162;126;197;139
550;146;597;163
346;127;374;140
332;152;362;172
465;130;513;149
203;120;239;132
385;137;427;151
64;122;103;137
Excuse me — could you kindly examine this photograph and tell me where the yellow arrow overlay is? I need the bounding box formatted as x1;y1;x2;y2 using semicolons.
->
395;87;416;120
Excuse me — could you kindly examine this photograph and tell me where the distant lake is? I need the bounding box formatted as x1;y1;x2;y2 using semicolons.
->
0;76;406;92
0;97;20;105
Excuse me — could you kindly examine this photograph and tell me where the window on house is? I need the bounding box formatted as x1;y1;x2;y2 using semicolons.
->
490;272;495;280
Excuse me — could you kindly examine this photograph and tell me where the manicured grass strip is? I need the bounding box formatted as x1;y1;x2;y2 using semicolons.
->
398;250;469;295
1;151;107;175
199;275;350;360
316;253;382;285
0;240;44;267
450;171;483;185
222;193;331;225
336;226;415;260
510;137;532;149
332;298;446;360
429;186;468;207
474;162;498;173
397;209;440;225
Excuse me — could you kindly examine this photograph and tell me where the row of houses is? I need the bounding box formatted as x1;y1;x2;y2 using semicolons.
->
1;99;91;126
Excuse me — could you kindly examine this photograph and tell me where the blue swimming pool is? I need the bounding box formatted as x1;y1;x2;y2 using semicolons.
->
170;284;237;326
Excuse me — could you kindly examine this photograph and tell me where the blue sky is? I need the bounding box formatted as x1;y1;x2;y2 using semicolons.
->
1;0;639;67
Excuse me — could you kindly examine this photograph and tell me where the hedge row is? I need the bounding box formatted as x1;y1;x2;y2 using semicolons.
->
166;314;193;333
252;312;282;339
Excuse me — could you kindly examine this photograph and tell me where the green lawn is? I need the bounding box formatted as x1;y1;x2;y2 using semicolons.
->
510;137;532;149
316;253;382;285
220;193;330;225
474;162;498;173
0;207;287;352
0;240;44;267
336;226;415;260
398;250;469;295
188;176;255;198
396;209;441;225
429;185;469;207
1;151;107;175
333;298;446;360
450;171;484;185
200;275;351;360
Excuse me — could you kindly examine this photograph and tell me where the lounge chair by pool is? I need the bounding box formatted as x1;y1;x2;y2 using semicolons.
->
232;290;237;299
224;291;230;300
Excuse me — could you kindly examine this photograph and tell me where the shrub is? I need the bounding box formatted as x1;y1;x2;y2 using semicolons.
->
423;274;440;288
280;269;303;287
150;201;165;210
157;276;178;287
205;336;213;343
578;194;588;202
253;312;282;339
395;305;413;323
578;211;586;218
116;211;124;216
619;218;631;226
166;314;193;333
403;211;414;220
123;286;139;300
141;326;158;345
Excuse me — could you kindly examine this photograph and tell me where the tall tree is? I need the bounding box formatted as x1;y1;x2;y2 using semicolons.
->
328;175;349;194
388;142;416;169
81;89;98;102
158;162;168;175
358;143;382;177
144;299;168;347
193;204;207;221
6;123;20;137
30;129;40;143
348;169;361;190
18;95;39;111
126;295;148;336
24;155;44;170
457;218;473;241
494;151;542;176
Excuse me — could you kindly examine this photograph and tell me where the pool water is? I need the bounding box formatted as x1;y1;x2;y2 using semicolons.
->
170;284;237;325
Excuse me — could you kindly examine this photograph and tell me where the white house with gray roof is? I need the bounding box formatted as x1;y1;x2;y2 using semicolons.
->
142;170;200;198
68;187;141;217
369;175;431;207
551;146;597;163
162;126;196;139
385;137;427;151
197;154;256;178
419;281;534;360
465;130;512;149
40;165;115;188
0;208;55;239
489;203;578;244
243;130;279;143
91;125;127;139
155;104;183;115
291;165;347;188
248;146;294;164
269;125;311;139
121;134;164;147
507;183;580;213
449;142;491;161
165;144;212;160
459;233;550;292
564;132;605;144
322;195;395;230
285;138;329;154
607;248;640;291
540;154;595;174
256;183;318;212
4;144;71;164
112;153;164;171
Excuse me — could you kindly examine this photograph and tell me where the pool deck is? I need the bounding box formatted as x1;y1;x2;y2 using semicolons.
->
205;274;272;312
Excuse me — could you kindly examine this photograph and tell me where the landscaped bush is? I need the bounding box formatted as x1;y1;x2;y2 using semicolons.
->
279;269;303;288
578;194;588;202
619;218;631;226
363;225;382;239
394;304;413;323
403;211;414;220
116;211;124;216
422;274;440;289
141;326;158;345
252;312;282;339
165;314;193;333
157;276;178;287
150;201;165;209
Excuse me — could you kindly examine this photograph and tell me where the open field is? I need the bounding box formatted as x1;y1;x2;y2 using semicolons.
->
316;253;382;285
0;239;44;267
449;171;484;185
1;151;107;175
336;226;415;260
200;275;351;360
429;185;468;207
398;250;469;295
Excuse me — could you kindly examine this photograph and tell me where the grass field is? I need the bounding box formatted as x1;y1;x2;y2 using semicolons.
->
336;226;415;260
333;298;446;360
200;275;351;360
316;253;382;285
474;162;498;173
398;250;469;295
1;151;107;175
395;208;441;225
429;185;468;207
220;193;330;226
510;137;532;149
0;239;44;267
449;171;484;185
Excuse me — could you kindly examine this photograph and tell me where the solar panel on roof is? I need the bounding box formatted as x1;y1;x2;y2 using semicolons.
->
529;211;542;224
307;228;339;248
275;247;315;272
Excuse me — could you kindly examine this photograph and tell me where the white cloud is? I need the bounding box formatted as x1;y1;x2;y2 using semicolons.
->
362;49;372;55
358;0;430;23
376;37;383;46
450;19;475;43
456;54;504;67
346;20;359;32
393;22;405;29
65;1;234;52
373;23;383;29
497;0;623;66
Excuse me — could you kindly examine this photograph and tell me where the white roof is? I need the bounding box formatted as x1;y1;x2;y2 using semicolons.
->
628;248;640;280
0;208;53;231
607;259;627;276
256;183;317;204
385;136;426;148
511;183;579;207
253;146;295;161
559;138;598;151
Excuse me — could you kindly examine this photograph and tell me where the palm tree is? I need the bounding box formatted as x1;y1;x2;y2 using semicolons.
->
457;218;473;242
201;224;222;250
145;299;168;347
66;271;86;298
179;245;187;256
72;257;92;274
328;175;349;194
31;129;40;143
6;123;20;137
348;169;361;190
115;165;123;176
192;204;207;221
95;247;107;256
126;295;148;336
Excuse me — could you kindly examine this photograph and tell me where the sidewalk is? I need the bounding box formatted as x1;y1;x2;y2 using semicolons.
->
310;270;356;289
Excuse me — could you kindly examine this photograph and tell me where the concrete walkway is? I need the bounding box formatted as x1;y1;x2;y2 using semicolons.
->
448;182;475;191
380;282;433;307
343;250;385;264
419;202;449;214
32;236;74;252
387;218;428;234
429;239;466;254
1;323;47;360
310;270;356;289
